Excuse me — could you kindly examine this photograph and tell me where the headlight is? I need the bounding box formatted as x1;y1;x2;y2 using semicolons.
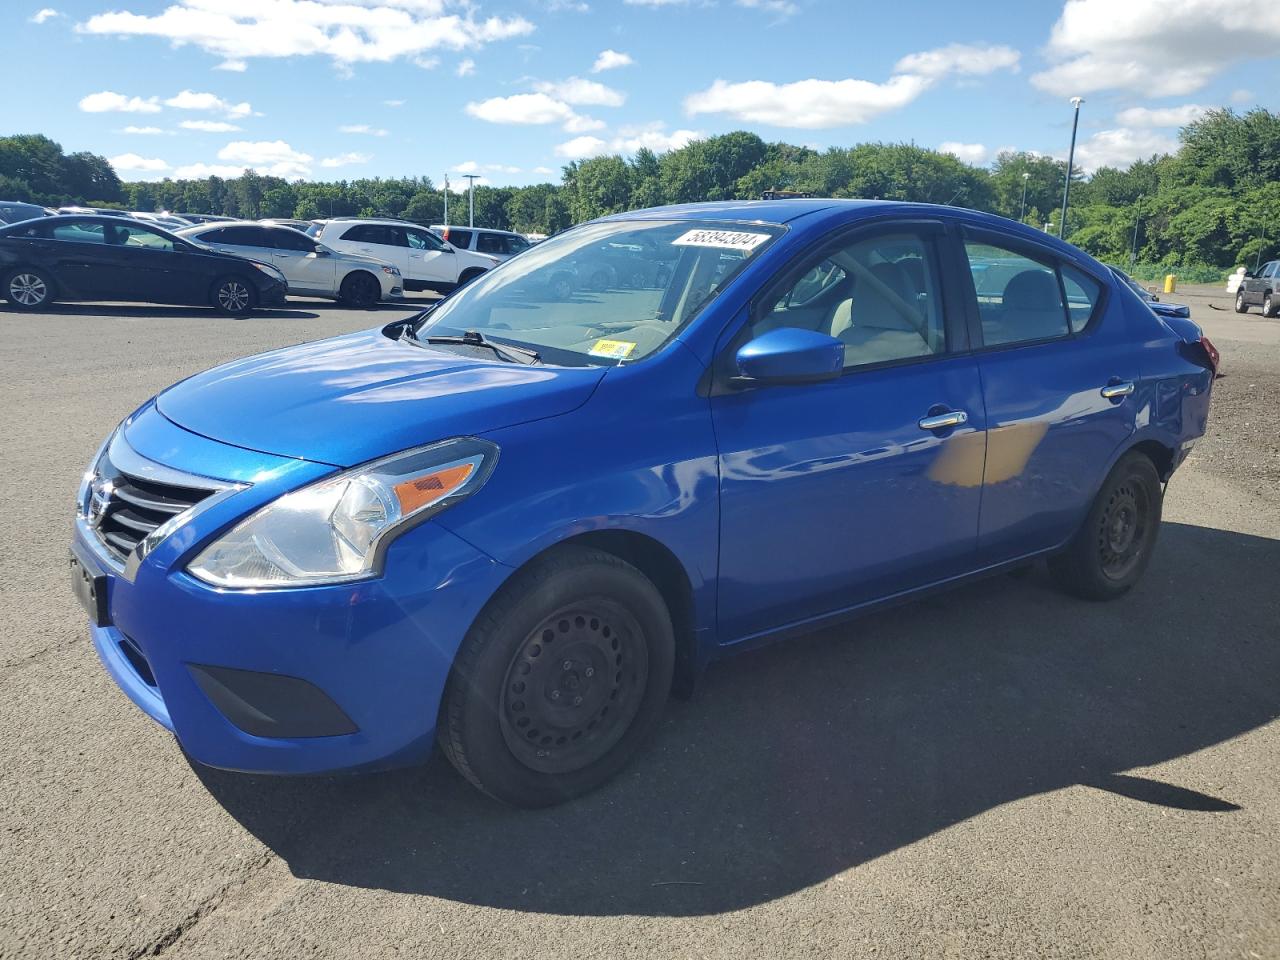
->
251;261;286;282
187;437;498;589
382;265;401;277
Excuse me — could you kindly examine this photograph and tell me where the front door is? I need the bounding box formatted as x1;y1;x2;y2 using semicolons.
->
404;226;454;286
712;223;986;643
269;227;336;295
960;230;1139;565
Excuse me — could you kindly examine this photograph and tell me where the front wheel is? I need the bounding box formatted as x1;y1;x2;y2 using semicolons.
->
1235;290;1249;314
1049;452;1163;601
339;271;380;308
438;545;675;807
210;276;257;315
3;268;55;310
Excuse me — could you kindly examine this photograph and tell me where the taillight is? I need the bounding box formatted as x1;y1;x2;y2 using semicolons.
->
1200;335;1220;373
441;228;451;242
1178;335;1220;375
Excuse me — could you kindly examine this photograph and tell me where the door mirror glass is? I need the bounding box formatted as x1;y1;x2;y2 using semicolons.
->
735;328;845;385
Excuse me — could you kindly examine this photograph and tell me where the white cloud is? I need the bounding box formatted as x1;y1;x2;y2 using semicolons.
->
171;162;247;179
465;92;601;133
893;43;1021;78
624;0;690;5
533;76;625;106
179;119;242;132
79;91;161;113
164;89;254;118
109;153;169;173
414;55;440;69
453;160;481;174
685;42;1018;129
216;139;313;179
591;49;632;72
456;58;476;77
939;142;989;165
76;0;535;69
320;151;373;168
1114;104;1209;128
384;99;406;106
556;123;703;159
735;0;797;16
563;113;606;132
30;8;60;24
1032;0;1280;97
121;125;163;135
1070;128;1179;173
685;75;929;128
339;124;389;136
485;163;521;173
1230;89;1254;105
215;59;246;72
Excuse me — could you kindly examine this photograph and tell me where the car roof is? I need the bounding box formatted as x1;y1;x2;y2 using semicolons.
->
597;198;867;225
431;225;518;235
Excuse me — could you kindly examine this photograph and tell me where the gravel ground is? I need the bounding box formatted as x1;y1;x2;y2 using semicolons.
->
0;290;1277;960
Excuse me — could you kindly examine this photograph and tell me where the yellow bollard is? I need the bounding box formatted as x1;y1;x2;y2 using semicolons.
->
1164;274;1177;294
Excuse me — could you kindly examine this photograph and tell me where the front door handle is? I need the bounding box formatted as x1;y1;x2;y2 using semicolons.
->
918;409;968;431
1100;380;1135;399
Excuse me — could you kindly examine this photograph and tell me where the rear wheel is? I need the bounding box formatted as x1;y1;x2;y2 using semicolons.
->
210;276;257;315
1264;292;1277;318
1049;452;1163;601
339;271;380;308
3;268;55;310
1235;290;1249;313
438;545;674;807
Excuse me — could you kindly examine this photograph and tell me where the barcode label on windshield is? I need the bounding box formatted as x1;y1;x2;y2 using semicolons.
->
672;229;770;251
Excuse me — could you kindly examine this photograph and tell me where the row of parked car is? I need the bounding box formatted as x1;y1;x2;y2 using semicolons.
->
0;200;547;314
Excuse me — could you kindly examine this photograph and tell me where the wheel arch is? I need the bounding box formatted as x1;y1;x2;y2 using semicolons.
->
1126;437;1177;481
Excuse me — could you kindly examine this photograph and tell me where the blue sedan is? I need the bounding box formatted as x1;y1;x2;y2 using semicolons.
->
70;200;1218;806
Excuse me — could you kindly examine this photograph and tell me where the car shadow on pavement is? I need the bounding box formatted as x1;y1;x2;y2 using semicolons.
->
9;304;321;320
194;520;1280;917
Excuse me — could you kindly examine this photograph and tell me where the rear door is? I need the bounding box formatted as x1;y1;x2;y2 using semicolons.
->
960;229;1139;565
335;224;410;277
268;227;335;295
41;219;112;296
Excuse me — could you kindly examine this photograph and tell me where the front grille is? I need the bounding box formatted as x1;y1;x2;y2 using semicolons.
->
91;459;215;564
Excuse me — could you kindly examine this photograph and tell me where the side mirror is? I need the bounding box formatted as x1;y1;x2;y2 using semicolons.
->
733;327;845;386
312;246;329;257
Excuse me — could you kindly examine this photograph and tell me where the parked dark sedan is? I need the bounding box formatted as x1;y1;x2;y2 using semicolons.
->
0;215;288;314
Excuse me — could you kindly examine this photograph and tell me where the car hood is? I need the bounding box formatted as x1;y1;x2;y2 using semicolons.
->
155;329;605;467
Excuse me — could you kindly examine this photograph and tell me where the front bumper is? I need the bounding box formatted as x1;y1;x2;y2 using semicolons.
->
74;406;510;775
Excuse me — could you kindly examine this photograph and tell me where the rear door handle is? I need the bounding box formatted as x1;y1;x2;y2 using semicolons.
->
1100;381;1135;399
918;410;968;431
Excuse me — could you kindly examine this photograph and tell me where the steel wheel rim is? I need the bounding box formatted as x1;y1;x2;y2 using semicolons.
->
10;273;47;306
1098;480;1148;581
1237;292;1244;308
499;598;649;775
217;281;250;311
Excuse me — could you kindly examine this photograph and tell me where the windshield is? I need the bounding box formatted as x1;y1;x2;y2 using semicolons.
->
413;219;783;365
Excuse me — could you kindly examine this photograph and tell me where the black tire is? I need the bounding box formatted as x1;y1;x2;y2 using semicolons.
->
549;273;573;301
588;269;611;292
339;270;380;308
1264;292;1277;318
210;276;257;315
457;268;486;288
439;545;675;807
3;267;55;310
1235;290;1249;314
1049;452;1163;601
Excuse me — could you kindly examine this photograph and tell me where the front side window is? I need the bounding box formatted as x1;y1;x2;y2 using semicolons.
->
405;228;445;251
753;231;944;369
414;219;783;366
51;221;106;244
965;241;1069;346
341;224;402;247
108;223;174;251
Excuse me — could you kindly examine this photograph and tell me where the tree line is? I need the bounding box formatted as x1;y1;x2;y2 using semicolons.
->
2;108;1277;277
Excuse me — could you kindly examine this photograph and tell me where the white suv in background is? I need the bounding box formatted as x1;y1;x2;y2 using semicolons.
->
178;221;403;307
308;218;498;293
430;225;532;262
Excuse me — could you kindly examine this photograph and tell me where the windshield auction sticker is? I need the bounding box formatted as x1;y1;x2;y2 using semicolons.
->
588;339;637;359
672;229;771;251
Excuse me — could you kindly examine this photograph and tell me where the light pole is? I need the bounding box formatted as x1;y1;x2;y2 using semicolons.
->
1129;194;1144;266
1019;171;1030;222
442;173;449;226
461;174;480;227
1059;96;1084;239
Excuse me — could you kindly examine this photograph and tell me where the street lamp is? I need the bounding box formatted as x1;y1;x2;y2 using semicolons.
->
460;173;480;227
1019;171;1030;222
1129;194;1144;266
1060;96;1084;239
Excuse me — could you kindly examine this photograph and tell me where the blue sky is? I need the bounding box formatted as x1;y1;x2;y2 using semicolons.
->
4;0;1277;187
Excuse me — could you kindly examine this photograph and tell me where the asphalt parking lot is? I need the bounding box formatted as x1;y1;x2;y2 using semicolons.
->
1;286;1278;959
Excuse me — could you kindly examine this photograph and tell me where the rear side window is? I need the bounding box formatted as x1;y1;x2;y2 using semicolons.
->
213;225;272;246
1060;264;1102;333
444;229;473;249
475;232;507;255
340;224;403;246
965;242;1069;346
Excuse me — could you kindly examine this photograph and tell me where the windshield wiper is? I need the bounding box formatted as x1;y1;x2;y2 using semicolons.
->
410;329;541;365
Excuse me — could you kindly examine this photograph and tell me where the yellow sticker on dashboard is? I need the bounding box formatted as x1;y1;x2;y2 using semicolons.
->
589;339;637;359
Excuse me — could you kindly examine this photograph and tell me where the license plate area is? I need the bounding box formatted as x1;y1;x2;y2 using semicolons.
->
70;545;112;628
